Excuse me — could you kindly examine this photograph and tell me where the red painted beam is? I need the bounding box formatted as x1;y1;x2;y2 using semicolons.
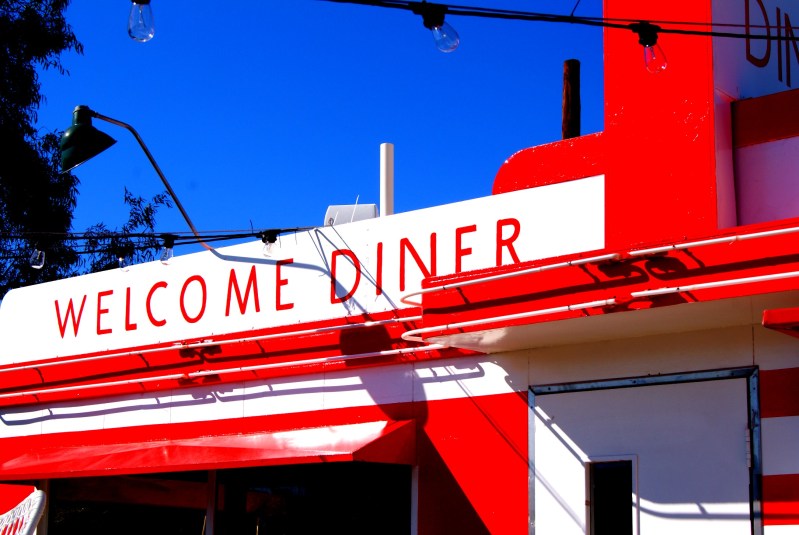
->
420;225;799;341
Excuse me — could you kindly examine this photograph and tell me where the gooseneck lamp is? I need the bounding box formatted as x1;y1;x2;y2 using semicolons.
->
59;105;212;251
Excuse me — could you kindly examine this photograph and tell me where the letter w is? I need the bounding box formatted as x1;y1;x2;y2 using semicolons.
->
55;296;87;338
226;266;261;316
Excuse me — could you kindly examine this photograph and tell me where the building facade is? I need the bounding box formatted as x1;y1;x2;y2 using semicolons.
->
1;0;798;533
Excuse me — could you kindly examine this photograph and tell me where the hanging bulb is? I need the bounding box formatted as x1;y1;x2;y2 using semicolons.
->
160;234;176;264
261;231;279;257
643;43;667;74
128;0;155;43
630;22;667;74
414;1;460;53
431;21;460;53
29;249;45;270
114;243;134;271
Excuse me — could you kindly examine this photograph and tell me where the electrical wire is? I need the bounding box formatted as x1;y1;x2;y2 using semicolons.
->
0;226;316;261
320;0;798;41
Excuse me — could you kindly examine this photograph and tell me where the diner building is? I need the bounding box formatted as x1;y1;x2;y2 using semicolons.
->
1;0;798;533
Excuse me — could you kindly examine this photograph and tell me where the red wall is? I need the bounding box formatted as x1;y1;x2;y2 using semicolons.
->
495;1;720;251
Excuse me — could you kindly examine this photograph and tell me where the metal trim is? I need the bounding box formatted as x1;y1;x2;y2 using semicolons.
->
528;367;762;535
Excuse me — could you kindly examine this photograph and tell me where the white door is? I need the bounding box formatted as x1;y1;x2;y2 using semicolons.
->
532;377;753;535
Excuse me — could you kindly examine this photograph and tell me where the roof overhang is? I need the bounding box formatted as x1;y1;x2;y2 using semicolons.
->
415;221;799;353
428;292;799;353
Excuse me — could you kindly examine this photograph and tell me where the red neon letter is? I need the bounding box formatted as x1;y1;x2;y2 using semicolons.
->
146;281;168;327
784;11;799;87
746;0;770;68
125;287;138;331
276;258;294;311
180;275;207;324
496;218;521;266
96;290;113;335
455;224;477;273
54;295;87;338
226;266;261;316
399;234;437;292
330;249;361;303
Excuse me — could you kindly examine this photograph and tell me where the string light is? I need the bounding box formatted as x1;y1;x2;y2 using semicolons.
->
114;242;135;271
28;249;45;270
2;227;313;269
157;234;175;264
260;230;280;257
630;22;667;74
128;0;155;42
322;0;797;70
411;1;460;53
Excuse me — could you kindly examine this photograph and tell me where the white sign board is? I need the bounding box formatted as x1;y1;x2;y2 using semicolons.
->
0;176;604;363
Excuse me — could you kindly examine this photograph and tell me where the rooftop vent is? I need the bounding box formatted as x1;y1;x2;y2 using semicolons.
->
324;204;378;226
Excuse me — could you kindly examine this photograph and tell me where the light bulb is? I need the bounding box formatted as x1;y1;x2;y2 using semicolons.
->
643;44;668;74
29;249;45;270
262;240;278;257
159;235;175;264
261;231;279;257
160;245;174;264
431;22;459;53
128;1;155;43
630;22;667;75
414;2;460;53
118;255;131;272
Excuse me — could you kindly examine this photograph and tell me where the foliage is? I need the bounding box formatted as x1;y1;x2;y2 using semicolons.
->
82;189;172;273
0;0;168;297
0;0;82;296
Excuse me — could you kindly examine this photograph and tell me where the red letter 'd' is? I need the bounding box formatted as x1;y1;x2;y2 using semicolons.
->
330;250;361;304
746;0;770;68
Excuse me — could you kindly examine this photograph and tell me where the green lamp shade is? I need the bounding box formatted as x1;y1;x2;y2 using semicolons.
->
60;106;117;173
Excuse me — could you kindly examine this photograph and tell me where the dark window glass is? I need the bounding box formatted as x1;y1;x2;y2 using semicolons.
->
589;460;633;535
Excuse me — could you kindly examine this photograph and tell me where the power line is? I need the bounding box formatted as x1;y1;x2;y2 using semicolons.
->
321;0;799;41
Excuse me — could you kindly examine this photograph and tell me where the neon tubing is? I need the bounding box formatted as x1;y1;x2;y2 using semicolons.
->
400;253;621;306
400;224;799;306
403;270;799;344
0;344;446;401
0;316;422;375
631;270;799;297
628;225;799;256
401;298;617;343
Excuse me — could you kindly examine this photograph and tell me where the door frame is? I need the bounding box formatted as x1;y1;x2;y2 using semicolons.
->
528;367;762;535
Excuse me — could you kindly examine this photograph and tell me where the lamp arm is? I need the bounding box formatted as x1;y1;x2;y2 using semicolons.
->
91;111;213;251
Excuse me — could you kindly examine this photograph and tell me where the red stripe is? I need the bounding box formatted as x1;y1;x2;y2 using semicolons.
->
760;368;799;418
732;88;799;148
764;473;799;525
0;484;35;513
0;307;478;409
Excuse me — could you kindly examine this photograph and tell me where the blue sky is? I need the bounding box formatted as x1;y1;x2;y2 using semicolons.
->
36;1;604;253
